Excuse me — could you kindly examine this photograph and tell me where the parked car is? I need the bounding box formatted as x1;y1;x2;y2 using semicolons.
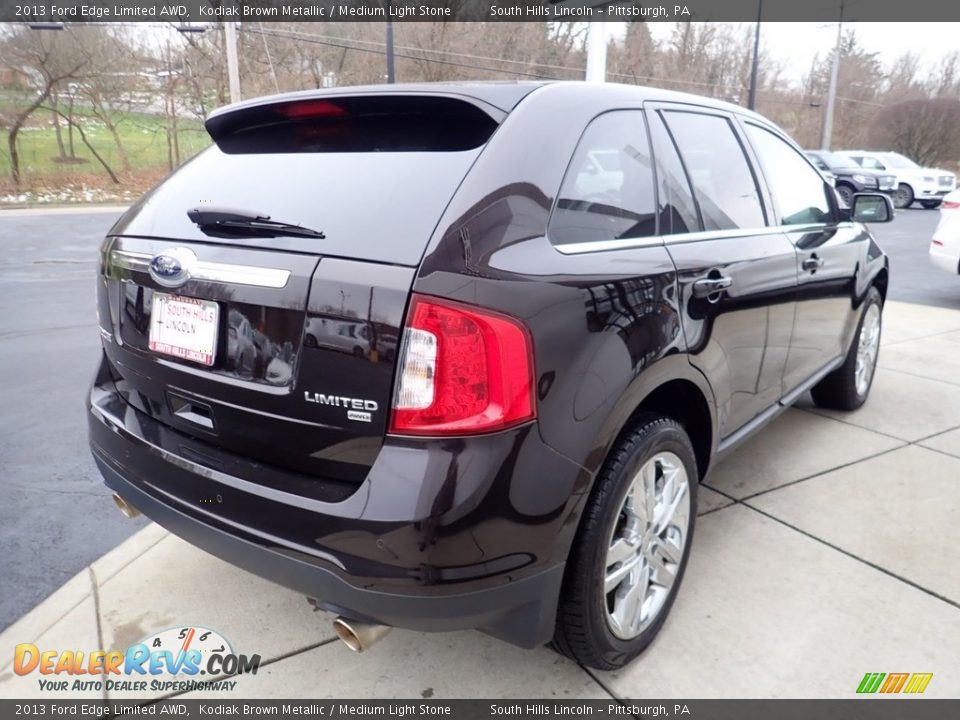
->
89;82;892;671
929;189;960;276
836;150;956;209
805;150;896;207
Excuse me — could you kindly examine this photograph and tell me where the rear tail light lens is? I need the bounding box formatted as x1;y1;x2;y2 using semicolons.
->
390;295;535;435
943;200;960;210
932;239;944;246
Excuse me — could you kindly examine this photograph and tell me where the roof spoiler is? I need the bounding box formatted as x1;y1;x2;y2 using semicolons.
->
204;92;509;153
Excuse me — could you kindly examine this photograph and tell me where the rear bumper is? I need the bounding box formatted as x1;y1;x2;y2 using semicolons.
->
88;359;582;648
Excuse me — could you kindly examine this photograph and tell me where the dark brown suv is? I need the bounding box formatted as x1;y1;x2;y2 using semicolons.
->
89;82;892;669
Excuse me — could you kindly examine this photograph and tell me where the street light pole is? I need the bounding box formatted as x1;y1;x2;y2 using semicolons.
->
820;0;844;150
747;0;762;110
585;23;607;83
223;21;241;104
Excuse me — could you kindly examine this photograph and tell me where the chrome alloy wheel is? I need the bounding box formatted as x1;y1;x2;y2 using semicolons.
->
855;303;881;397
604;452;690;640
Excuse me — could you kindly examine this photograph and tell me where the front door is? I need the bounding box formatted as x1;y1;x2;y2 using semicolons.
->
740;121;863;393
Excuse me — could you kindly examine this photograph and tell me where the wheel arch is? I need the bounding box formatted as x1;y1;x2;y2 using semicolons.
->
873;265;889;304
587;356;718;484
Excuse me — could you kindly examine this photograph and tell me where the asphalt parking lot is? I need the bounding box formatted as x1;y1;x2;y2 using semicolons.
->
1;204;958;699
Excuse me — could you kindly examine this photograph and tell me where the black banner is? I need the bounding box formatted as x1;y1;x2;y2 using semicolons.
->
3;0;960;23
2;700;960;720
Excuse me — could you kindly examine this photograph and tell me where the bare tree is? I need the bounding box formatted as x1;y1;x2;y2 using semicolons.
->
2;26;87;185
73;26;143;173
868;98;960;166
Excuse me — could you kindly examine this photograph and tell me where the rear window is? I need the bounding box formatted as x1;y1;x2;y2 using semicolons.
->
116;95;500;266
207;95;498;154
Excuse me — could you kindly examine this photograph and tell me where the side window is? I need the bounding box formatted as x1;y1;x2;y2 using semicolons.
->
662;111;766;231
548;111;656;246
649;113;700;235
745;124;834;226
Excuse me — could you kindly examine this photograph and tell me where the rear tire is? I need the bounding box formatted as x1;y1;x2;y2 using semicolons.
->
894;183;914;209
920;200;942;209
810;287;883;411
552;414;698;670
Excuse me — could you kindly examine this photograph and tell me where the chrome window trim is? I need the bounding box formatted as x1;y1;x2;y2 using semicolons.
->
109;249;291;289
552;222;854;255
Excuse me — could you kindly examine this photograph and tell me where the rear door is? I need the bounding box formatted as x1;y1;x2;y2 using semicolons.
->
649;105;798;440
741;120;863;394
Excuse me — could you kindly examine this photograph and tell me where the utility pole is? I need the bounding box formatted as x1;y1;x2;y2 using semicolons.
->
820;0;844;150
747;0;762;110
224;21;241;104
585;23;607;82
386;20;396;83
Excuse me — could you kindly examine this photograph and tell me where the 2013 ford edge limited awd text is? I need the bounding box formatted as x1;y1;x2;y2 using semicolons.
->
88;82;892;670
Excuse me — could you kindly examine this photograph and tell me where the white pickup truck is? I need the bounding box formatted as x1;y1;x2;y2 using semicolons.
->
835;150;956;209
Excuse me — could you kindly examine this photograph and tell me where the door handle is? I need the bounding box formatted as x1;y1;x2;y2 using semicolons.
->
692;275;733;299
802;255;825;272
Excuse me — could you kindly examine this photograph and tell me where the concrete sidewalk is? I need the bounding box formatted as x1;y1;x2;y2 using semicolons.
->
2;300;959;701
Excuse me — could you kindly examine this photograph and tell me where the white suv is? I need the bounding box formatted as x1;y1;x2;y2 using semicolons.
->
836;150;956;209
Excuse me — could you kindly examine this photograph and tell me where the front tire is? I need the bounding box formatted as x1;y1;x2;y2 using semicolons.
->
835;183;855;207
811;287;883;411
894;183;914;209
552;415;698;670
920;200;942;209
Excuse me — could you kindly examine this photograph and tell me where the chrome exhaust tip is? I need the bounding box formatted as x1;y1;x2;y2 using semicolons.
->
332;616;392;653
112;493;141;519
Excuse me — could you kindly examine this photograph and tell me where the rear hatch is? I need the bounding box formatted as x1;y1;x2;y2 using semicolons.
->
97;92;507;484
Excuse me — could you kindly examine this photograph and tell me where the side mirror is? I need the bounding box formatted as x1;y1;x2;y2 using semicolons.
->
850;193;894;223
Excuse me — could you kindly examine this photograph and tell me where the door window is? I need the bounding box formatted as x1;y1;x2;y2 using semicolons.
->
548;111;657;246
661;111;766;231
745;123;834;226
856;155;885;170
649;113;700;235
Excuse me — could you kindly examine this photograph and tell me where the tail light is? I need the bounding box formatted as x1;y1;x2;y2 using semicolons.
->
943;199;960;210
390;295;535;436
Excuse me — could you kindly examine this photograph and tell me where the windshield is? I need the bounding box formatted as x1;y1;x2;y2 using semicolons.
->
883;153;919;169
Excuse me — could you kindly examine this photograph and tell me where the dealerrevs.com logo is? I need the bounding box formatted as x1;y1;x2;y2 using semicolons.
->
13;626;260;693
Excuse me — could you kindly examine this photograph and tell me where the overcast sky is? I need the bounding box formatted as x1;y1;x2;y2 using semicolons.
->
647;22;960;83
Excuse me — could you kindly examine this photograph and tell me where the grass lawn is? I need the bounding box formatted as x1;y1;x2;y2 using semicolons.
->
1;99;210;181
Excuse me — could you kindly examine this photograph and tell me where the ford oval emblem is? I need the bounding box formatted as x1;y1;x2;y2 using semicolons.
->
149;248;195;288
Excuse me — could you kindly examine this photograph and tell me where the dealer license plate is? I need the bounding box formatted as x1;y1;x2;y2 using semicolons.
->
148;293;219;366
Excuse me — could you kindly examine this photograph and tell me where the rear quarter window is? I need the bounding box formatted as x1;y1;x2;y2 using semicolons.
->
548;110;657;248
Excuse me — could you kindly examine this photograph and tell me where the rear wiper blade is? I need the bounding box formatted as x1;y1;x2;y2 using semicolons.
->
187;207;326;239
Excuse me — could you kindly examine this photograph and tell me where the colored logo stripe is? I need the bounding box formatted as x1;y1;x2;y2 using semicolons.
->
879;673;909;693
903;673;933;694
857;673;885;694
